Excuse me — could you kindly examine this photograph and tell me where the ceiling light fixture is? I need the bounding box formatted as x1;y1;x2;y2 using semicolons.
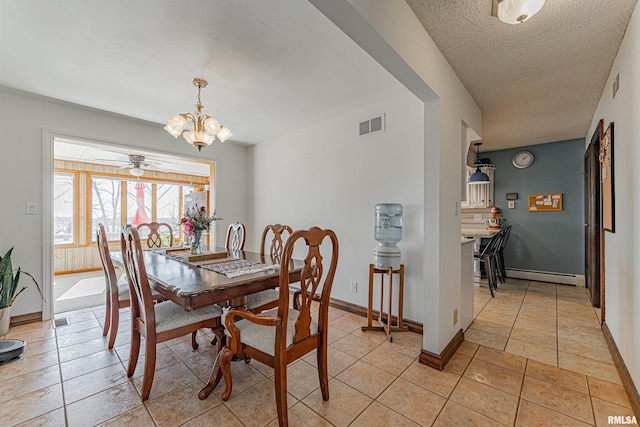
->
127;155;146;177
164;78;233;151
130;166;144;177
468;142;491;185
492;0;545;24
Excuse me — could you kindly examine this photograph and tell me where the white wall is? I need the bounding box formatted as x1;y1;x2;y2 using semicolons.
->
0;88;249;318
311;0;482;353
587;3;640;389
249;91;424;319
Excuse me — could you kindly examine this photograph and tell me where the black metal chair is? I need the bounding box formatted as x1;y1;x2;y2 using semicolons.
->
495;226;512;283
474;231;503;297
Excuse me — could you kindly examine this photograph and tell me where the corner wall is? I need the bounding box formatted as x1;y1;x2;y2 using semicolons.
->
587;1;640;397
249;92;425;321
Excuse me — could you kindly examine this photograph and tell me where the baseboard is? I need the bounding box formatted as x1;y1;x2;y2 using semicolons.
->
10;311;43;327
602;322;640;418
418;329;464;370
330;295;463;371
506;268;582;285
328;297;423;334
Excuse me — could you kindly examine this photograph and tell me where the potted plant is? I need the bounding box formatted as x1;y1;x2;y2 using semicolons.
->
0;248;43;336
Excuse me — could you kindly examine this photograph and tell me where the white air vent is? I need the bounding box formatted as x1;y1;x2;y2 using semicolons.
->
359;114;385;136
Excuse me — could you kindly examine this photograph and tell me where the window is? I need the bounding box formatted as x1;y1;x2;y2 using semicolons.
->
126;181;151;226
92;177;122;241
156;183;182;228
53;173;75;245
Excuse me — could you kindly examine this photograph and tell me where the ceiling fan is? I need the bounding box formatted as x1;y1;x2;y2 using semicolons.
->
95;154;163;177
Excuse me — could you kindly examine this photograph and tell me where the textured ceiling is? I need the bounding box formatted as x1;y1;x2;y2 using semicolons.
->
0;0;401;146
406;0;637;150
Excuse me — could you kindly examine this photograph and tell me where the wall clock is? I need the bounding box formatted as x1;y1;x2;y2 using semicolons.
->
512;150;534;168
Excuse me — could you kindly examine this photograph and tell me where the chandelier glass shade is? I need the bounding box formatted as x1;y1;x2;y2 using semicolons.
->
164;78;233;151
495;0;545;24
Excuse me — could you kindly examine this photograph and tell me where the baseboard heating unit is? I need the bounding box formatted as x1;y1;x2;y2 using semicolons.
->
506;268;585;287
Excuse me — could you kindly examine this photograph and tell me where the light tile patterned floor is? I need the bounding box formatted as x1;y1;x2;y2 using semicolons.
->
0;279;635;426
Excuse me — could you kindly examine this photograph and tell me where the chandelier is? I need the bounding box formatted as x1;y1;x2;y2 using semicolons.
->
164;78;233;151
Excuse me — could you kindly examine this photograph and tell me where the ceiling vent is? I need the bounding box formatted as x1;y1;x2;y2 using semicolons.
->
359;114;385;136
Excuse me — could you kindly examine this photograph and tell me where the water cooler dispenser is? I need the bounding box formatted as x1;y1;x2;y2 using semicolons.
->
373;203;403;270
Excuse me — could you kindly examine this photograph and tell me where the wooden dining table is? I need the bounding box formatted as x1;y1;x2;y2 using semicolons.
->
111;245;303;399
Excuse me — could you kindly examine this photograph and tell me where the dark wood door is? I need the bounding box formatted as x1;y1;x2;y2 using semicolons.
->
585;124;602;309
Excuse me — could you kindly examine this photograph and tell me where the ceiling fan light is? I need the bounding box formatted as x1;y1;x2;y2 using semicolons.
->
216;126;233;143
497;0;545;24
203;116;221;134
164;114;187;138
130;166;144;177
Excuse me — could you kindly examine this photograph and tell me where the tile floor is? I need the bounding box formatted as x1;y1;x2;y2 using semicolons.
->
0;278;635;426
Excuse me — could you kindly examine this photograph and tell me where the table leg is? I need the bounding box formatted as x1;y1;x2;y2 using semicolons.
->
198;332;224;400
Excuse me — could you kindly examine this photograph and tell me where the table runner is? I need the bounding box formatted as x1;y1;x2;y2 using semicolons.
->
149;248;279;278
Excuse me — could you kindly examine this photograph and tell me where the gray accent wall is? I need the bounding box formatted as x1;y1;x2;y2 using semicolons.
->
484;138;585;275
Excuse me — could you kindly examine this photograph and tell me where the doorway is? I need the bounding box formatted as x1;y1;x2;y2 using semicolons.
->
48;135;214;315
584;120;604;321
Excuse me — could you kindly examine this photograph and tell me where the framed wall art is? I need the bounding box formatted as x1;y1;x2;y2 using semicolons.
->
600;122;615;232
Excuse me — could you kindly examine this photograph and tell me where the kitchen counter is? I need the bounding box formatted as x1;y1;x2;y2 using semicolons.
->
461;228;499;238
461;237;474;245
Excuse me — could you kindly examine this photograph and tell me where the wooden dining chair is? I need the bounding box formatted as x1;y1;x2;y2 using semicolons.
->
136;222;173;248
120;225;223;401
217;227;339;426
244;224;294;313
225;222;246;251
96;223;131;350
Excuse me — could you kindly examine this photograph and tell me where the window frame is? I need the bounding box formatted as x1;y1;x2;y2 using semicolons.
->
54;166;210;247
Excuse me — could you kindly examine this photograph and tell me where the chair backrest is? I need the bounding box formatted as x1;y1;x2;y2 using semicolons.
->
260;224;293;263
480;231;502;257
499;225;512;251
120;225;156;328
278;227;339;345
136;222;173;248
96;223;119;299
225;222;246;251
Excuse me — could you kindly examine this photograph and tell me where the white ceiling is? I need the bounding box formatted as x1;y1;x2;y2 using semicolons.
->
0;0;637;154
406;0;638;150
0;0;402;146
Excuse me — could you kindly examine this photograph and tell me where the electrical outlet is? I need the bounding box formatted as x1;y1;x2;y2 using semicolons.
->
350;281;358;293
453;308;458;325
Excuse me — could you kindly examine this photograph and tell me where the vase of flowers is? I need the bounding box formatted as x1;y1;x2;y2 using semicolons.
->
181;205;222;254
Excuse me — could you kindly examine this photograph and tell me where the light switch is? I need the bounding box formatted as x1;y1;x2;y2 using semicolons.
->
26;202;37;214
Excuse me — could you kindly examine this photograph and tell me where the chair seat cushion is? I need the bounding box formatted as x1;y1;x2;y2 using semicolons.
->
154;301;222;334
246;289;279;310
226;308;318;356
117;284;164;301
117;284;130;301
